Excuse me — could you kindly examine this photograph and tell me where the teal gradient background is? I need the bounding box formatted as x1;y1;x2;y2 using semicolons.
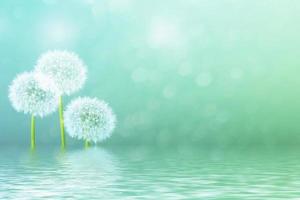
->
1;0;300;147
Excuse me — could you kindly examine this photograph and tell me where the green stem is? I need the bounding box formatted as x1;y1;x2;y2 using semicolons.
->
31;115;35;150
85;140;90;148
59;96;66;148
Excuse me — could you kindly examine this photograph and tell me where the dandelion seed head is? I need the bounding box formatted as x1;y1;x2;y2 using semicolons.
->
65;97;116;143
8;72;58;117
35;50;87;95
35;72;60;94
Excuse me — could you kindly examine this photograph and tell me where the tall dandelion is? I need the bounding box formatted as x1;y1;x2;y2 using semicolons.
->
8;72;58;149
35;50;87;148
64;97;116;147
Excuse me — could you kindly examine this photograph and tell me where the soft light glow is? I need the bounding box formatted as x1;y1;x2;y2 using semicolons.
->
148;18;182;48
163;85;176;99
195;72;213;87
108;0;133;12
36;17;77;48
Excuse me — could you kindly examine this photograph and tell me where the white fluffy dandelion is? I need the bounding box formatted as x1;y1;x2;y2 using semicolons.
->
34;50;88;148
35;50;87;95
8;72;58;117
8;72;58;149
64;97;116;144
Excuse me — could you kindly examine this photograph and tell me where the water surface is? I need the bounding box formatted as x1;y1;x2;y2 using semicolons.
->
1;146;300;199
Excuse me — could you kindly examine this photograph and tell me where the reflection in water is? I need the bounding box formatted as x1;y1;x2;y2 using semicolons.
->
0;147;119;199
57;148;120;199
1;146;300;199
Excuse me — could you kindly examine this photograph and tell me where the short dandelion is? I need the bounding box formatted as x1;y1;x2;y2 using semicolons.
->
8;72;58;149
35;50;87;148
64;97;116;147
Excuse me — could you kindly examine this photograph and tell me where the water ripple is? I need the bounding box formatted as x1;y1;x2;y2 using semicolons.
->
1;147;300;199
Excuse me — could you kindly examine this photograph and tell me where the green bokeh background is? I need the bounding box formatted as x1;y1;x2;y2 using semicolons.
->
1;0;300;147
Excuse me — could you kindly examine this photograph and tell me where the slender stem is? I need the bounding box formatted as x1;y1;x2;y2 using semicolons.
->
59;96;66;148
31;115;35;150
85;140;90;148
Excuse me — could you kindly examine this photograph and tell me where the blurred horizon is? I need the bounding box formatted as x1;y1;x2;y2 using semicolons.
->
1;0;300;147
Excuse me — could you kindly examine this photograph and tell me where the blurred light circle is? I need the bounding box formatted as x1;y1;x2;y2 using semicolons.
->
195;72;213;87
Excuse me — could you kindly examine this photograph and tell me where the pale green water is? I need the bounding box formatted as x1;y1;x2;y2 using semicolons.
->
1;146;300;199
